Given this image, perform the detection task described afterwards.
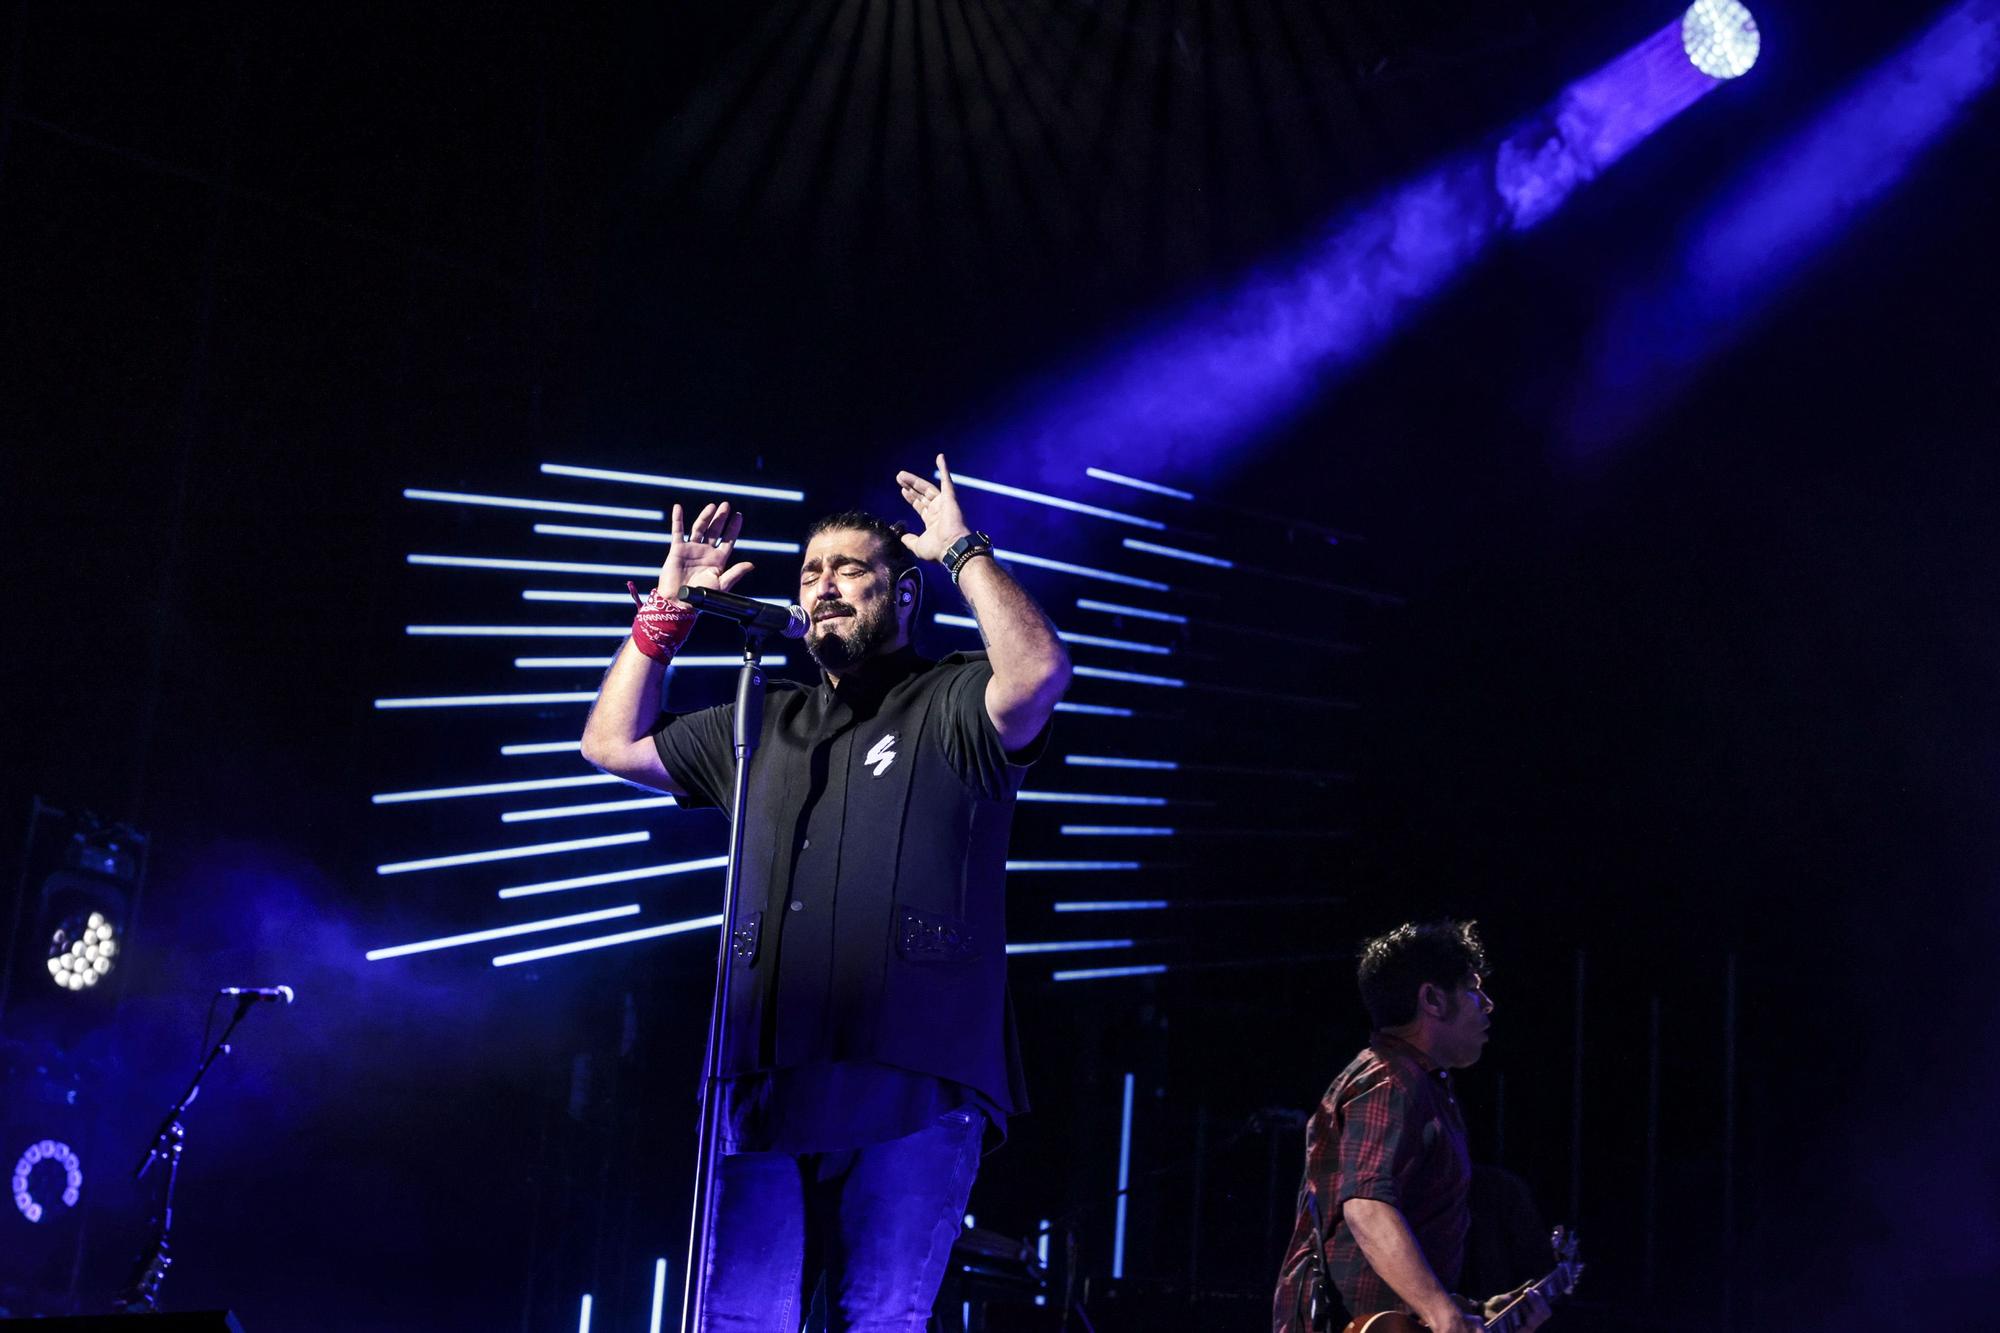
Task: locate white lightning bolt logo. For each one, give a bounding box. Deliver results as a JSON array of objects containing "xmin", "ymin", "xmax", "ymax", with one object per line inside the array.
[{"xmin": 865, "ymin": 733, "xmax": 898, "ymax": 777}]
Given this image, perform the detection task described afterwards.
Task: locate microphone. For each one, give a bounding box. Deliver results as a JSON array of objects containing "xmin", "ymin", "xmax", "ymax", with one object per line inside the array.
[
  {"xmin": 674, "ymin": 586, "xmax": 809, "ymax": 639},
  {"xmin": 220, "ymin": 985, "xmax": 295, "ymax": 1004}
]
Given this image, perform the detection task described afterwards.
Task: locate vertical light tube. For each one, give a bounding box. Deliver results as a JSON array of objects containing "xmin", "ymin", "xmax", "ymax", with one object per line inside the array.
[
  {"xmin": 1113, "ymin": 1071, "xmax": 1136, "ymax": 1279},
  {"xmin": 577, "ymin": 1293, "xmax": 592, "ymax": 1333},
  {"xmin": 650, "ymin": 1259, "xmax": 668, "ymax": 1333}
]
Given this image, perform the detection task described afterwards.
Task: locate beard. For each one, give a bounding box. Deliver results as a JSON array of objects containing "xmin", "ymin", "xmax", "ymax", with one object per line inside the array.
[{"xmin": 806, "ymin": 598, "xmax": 897, "ymax": 674}]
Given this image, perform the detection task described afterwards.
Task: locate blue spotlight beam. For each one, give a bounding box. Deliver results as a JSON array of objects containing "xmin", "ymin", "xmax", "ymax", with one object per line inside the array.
[
  {"xmin": 949, "ymin": 14, "xmax": 1733, "ymax": 482},
  {"xmin": 1567, "ymin": 0, "xmax": 2000, "ymax": 449}
]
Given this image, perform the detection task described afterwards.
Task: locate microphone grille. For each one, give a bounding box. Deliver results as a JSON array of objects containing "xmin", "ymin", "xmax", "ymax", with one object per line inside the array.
[{"xmin": 783, "ymin": 605, "xmax": 810, "ymax": 639}]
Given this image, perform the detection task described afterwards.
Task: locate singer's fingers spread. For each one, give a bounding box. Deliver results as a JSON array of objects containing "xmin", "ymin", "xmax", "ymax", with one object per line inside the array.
[
  {"xmin": 935, "ymin": 454, "xmax": 955, "ymax": 492},
  {"xmin": 717, "ymin": 561, "xmax": 756, "ymax": 592},
  {"xmin": 721, "ymin": 510, "xmax": 745, "ymax": 544},
  {"xmin": 895, "ymin": 470, "xmax": 932, "ymax": 500},
  {"xmin": 670, "ymin": 504, "xmax": 685, "ymax": 541}
]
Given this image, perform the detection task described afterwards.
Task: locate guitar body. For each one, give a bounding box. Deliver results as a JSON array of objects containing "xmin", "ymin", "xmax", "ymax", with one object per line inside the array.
[
  {"xmin": 1344, "ymin": 1314, "xmax": 1426, "ymax": 1333},
  {"xmin": 1336, "ymin": 1225, "xmax": 1584, "ymax": 1333}
]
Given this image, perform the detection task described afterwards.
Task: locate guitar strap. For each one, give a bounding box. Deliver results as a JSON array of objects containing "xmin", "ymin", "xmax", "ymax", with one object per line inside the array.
[{"xmin": 1303, "ymin": 1186, "xmax": 1339, "ymax": 1332}]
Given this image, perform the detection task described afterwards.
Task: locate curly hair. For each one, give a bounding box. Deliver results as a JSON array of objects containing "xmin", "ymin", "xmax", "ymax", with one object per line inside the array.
[{"xmin": 1355, "ymin": 920, "xmax": 1487, "ymax": 1029}]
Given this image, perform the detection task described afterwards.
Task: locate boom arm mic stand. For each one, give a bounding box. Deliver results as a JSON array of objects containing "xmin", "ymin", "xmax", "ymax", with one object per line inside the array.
[
  {"xmin": 680, "ymin": 624, "xmax": 773, "ymax": 1332},
  {"xmin": 116, "ymin": 992, "xmax": 267, "ymax": 1312}
]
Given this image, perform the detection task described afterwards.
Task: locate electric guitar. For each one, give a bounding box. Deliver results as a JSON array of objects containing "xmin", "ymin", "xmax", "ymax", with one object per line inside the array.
[{"xmin": 1342, "ymin": 1226, "xmax": 1584, "ymax": 1333}]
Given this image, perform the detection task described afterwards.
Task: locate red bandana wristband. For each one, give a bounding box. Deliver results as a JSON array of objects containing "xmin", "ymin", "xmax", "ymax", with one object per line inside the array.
[{"xmin": 627, "ymin": 581, "xmax": 697, "ymax": 663}]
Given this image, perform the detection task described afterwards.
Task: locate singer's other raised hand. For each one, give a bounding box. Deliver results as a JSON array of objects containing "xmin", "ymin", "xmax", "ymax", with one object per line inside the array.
[
  {"xmin": 662, "ymin": 501, "xmax": 755, "ymax": 607},
  {"xmin": 893, "ymin": 455, "xmax": 973, "ymax": 562}
]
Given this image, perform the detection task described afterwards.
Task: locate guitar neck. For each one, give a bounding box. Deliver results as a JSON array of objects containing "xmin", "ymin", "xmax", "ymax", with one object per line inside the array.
[{"xmin": 1486, "ymin": 1269, "xmax": 1562, "ymax": 1333}]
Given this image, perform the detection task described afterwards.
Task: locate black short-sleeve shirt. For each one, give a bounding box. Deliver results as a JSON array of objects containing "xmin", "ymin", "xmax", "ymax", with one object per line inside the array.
[{"xmin": 652, "ymin": 647, "xmax": 1042, "ymax": 1120}]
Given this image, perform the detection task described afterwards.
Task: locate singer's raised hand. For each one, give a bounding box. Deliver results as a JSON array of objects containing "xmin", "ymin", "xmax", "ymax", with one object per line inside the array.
[
  {"xmin": 661, "ymin": 501, "xmax": 755, "ymax": 607},
  {"xmin": 894, "ymin": 454, "xmax": 973, "ymax": 562}
]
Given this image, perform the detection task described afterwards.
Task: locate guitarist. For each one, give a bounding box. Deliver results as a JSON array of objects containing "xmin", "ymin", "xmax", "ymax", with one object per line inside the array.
[{"xmin": 1272, "ymin": 921, "xmax": 1551, "ymax": 1333}]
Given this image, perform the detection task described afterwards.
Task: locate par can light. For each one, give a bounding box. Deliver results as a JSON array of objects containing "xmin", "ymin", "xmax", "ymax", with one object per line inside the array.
[{"xmin": 1684, "ymin": 0, "xmax": 1761, "ymax": 78}]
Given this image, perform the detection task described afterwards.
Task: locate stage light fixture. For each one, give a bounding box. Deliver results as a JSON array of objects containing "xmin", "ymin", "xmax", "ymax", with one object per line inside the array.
[
  {"xmin": 1683, "ymin": 1, "xmax": 1760, "ymax": 79},
  {"xmin": 46, "ymin": 910, "xmax": 119, "ymax": 993}
]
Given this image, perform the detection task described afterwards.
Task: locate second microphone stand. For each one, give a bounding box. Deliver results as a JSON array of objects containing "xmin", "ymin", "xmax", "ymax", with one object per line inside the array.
[{"xmin": 680, "ymin": 625, "xmax": 772, "ymax": 1332}]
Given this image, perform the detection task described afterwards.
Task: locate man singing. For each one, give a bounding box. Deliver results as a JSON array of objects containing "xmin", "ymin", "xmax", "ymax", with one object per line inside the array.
[
  {"xmin": 1273, "ymin": 921, "xmax": 1552, "ymax": 1333},
  {"xmin": 580, "ymin": 454, "xmax": 1070, "ymax": 1331}
]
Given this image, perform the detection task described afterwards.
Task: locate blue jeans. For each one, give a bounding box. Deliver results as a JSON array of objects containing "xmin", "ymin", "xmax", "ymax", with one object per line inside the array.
[{"xmin": 701, "ymin": 1106, "xmax": 984, "ymax": 1332}]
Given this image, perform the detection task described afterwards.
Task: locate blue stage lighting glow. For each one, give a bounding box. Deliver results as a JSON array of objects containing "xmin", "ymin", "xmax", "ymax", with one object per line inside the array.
[
  {"xmin": 1567, "ymin": 0, "xmax": 2000, "ymax": 450},
  {"xmin": 1075, "ymin": 598, "xmax": 1189, "ymax": 625},
  {"xmin": 403, "ymin": 487, "xmax": 664, "ymax": 521},
  {"xmin": 1005, "ymin": 860, "xmax": 1143, "ymax": 872},
  {"xmin": 1061, "ymin": 825, "xmax": 1176, "ymax": 837},
  {"xmin": 497, "ymin": 855, "xmax": 729, "ymax": 899},
  {"xmin": 1072, "ymin": 665, "xmax": 1186, "ymax": 688},
  {"xmin": 409, "ymin": 624, "xmax": 627, "ymax": 637},
  {"xmin": 1053, "ymin": 900, "xmax": 1171, "ymax": 912},
  {"xmin": 373, "ymin": 774, "xmax": 620, "ymax": 805},
  {"xmin": 1066, "ymin": 755, "xmax": 1180, "ymax": 771},
  {"xmin": 1056, "ymin": 965, "xmax": 1171, "ymax": 984},
  {"xmin": 533, "ymin": 522, "xmax": 800, "ymax": 554},
  {"xmin": 1017, "ymin": 791, "xmax": 1169, "ymax": 806},
  {"xmin": 376, "ymin": 831, "xmax": 648, "ymax": 876},
  {"xmin": 941, "ymin": 472, "xmax": 1165, "ymax": 530},
  {"xmin": 410, "ymin": 553, "xmax": 658, "ymax": 577},
  {"xmin": 375, "ymin": 691, "xmax": 597, "ymax": 709},
  {"xmin": 523, "ymin": 589, "xmax": 638, "ymax": 604},
  {"xmin": 542, "ymin": 463, "xmax": 806, "ymax": 502},
  {"xmin": 1005, "ymin": 939, "xmax": 1136, "ymax": 954},
  {"xmin": 490, "ymin": 912, "xmax": 725, "ymax": 967},
  {"xmin": 948, "ymin": 17, "xmax": 1734, "ymax": 480},
  {"xmin": 1085, "ymin": 468, "xmax": 1194, "ymax": 501},
  {"xmin": 1121, "ymin": 538, "xmax": 1234, "ymax": 569},
  {"xmin": 993, "ymin": 549, "xmax": 1171, "ymax": 592},
  {"xmin": 364, "ymin": 905, "xmax": 643, "ymax": 961},
  {"xmin": 501, "ymin": 796, "xmax": 679, "ymax": 823},
  {"xmin": 932, "ymin": 614, "xmax": 1169, "ymax": 656},
  {"xmin": 501, "ymin": 740, "xmax": 584, "ymax": 755},
  {"xmin": 1053, "ymin": 702, "xmax": 1137, "ymax": 717},
  {"xmin": 1113, "ymin": 1071, "xmax": 1135, "ymax": 1279},
  {"xmin": 1682, "ymin": 0, "xmax": 1760, "ymax": 78},
  {"xmin": 650, "ymin": 1259, "xmax": 668, "ymax": 1333}
]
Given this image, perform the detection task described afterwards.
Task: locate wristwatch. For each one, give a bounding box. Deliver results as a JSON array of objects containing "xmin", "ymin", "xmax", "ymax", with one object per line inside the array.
[{"xmin": 942, "ymin": 530, "xmax": 995, "ymax": 584}]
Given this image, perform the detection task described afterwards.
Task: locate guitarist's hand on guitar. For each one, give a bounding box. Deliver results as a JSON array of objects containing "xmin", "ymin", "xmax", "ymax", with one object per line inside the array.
[{"xmin": 1483, "ymin": 1284, "xmax": 1552, "ymax": 1332}]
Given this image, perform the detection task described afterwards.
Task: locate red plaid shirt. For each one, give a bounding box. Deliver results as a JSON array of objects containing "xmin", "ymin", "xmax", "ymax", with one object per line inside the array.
[{"xmin": 1272, "ymin": 1033, "xmax": 1472, "ymax": 1331}]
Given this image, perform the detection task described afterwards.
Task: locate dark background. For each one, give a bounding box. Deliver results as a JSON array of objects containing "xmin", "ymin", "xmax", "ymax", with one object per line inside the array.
[{"xmin": 4, "ymin": 0, "xmax": 1997, "ymax": 1327}]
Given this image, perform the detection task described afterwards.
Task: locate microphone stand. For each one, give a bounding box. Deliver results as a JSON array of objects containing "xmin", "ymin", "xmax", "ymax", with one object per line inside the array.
[
  {"xmin": 115, "ymin": 993, "xmax": 260, "ymax": 1313},
  {"xmin": 681, "ymin": 627, "xmax": 771, "ymax": 1332}
]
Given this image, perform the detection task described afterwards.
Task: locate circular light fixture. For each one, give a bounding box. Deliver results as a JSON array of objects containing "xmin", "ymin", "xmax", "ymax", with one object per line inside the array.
[
  {"xmin": 47, "ymin": 911, "xmax": 118, "ymax": 992},
  {"xmin": 11, "ymin": 1140, "xmax": 84, "ymax": 1225},
  {"xmin": 1683, "ymin": 0, "xmax": 1760, "ymax": 79}
]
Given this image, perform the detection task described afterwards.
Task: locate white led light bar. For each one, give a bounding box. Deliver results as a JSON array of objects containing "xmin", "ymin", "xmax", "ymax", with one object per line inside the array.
[
  {"xmin": 375, "ymin": 691, "xmax": 597, "ymax": 709},
  {"xmin": 409, "ymin": 554, "xmax": 657, "ymax": 577},
  {"xmin": 1053, "ymin": 702, "xmax": 1136, "ymax": 717},
  {"xmin": 1072, "ymin": 665, "xmax": 1187, "ymax": 688},
  {"xmin": 533, "ymin": 522, "xmax": 799, "ymax": 553},
  {"xmin": 1055, "ymin": 964, "xmax": 1172, "ymax": 981},
  {"xmin": 1005, "ymin": 860, "xmax": 1142, "ymax": 871},
  {"xmin": 1004, "ymin": 939, "xmax": 1135, "ymax": 954},
  {"xmin": 1052, "ymin": 900, "xmax": 1171, "ymax": 911},
  {"xmin": 943, "ymin": 472, "xmax": 1165, "ymax": 530},
  {"xmin": 409, "ymin": 625, "xmax": 627, "ymax": 637},
  {"xmin": 1121, "ymin": 538, "xmax": 1235, "ymax": 569},
  {"xmin": 497, "ymin": 855, "xmax": 729, "ymax": 899},
  {"xmin": 364, "ymin": 905, "xmax": 642, "ymax": 961},
  {"xmin": 1075, "ymin": 598, "xmax": 1188, "ymax": 625},
  {"xmin": 1060, "ymin": 825, "xmax": 1176, "ymax": 836},
  {"xmin": 542, "ymin": 463, "xmax": 806, "ymax": 502},
  {"xmin": 501, "ymin": 796, "xmax": 679, "ymax": 823},
  {"xmin": 1065, "ymin": 756, "xmax": 1180, "ymax": 771},
  {"xmin": 372, "ymin": 774, "xmax": 620, "ymax": 805},
  {"xmin": 993, "ymin": 549, "xmax": 1171, "ymax": 592},
  {"xmin": 1017, "ymin": 791, "xmax": 1168, "ymax": 806},
  {"xmin": 501, "ymin": 740, "xmax": 585, "ymax": 755},
  {"xmin": 376, "ymin": 830, "xmax": 648, "ymax": 876},
  {"xmin": 1085, "ymin": 468, "xmax": 1195, "ymax": 501},
  {"xmin": 491, "ymin": 912, "xmax": 725, "ymax": 966},
  {"xmin": 402, "ymin": 487, "xmax": 663, "ymax": 521}
]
